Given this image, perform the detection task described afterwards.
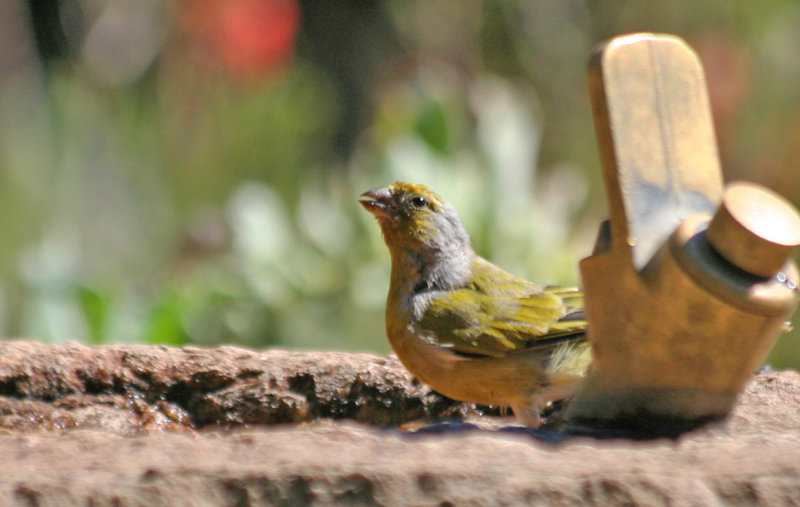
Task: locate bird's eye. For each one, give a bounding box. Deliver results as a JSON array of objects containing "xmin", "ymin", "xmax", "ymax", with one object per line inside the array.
[{"xmin": 410, "ymin": 196, "xmax": 428, "ymax": 208}]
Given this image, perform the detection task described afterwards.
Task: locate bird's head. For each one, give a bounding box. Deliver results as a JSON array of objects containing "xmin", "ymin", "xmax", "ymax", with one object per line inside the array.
[{"xmin": 359, "ymin": 182, "xmax": 472, "ymax": 260}]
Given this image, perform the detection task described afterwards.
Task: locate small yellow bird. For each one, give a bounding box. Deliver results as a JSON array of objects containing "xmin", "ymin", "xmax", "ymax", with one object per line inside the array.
[{"xmin": 360, "ymin": 182, "xmax": 591, "ymax": 426}]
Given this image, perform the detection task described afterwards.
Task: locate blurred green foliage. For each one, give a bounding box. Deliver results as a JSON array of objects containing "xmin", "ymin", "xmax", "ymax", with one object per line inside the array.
[{"xmin": 1, "ymin": 0, "xmax": 799, "ymax": 368}]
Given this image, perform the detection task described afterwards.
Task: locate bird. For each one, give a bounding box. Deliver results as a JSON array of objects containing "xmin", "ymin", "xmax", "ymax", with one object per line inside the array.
[{"xmin": 359, "ymin": 181, "xmax": 591, "ymax": 426}]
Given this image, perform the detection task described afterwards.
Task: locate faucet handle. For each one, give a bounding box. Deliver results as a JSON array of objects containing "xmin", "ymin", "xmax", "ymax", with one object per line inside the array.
[
  {"xmin": 589, "ymin": 33, "xmax": 723, "ymax": 271},
  {"xmin": 706, "ymin": 181, "xmax": 800, "ymax": 278}
]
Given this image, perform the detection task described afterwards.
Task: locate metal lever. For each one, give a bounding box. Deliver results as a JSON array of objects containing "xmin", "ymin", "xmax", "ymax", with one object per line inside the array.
[{"xmin": 567, "ymin": 33, "xmax": 800, "ymax": 431}]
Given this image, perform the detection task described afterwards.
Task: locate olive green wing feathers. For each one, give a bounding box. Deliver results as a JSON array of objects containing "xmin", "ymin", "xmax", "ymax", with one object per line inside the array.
[{"xmin": 418, "ymin": 259, "xmax": 587, "ymax": 358}]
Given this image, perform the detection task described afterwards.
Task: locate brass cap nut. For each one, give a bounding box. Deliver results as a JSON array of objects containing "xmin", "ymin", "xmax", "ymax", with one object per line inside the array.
[{"xmin": 706, "ymin": 181, "xmax": 800, "ymax": 278}]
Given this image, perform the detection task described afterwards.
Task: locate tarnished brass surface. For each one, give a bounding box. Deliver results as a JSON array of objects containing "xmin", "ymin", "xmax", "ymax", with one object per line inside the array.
[{"xmin": 569, "ymin": 33, "xmax": 800, "ymax": 427}]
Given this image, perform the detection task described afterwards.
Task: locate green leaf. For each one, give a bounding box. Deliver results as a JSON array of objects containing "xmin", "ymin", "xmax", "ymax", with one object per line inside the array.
[
  {"xmin": 144, "ymin": 293, "xmax": 190, "ymax": 346},
  {"xmin": 415, "ymin": 99, "xmax": 450, "ymax": 154},
  {"xmin": 75, "ymin": 285, "xmax": 111, "ymax": 345}
]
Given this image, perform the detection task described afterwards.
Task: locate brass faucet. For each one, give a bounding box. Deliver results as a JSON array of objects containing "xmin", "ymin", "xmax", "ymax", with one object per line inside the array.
[{"xmin": 566, "ymin": 33, "xmax": 800, "ymax": 431}]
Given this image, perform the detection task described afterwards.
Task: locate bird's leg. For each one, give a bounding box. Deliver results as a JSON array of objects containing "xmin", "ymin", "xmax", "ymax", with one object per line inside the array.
[
  {"xmin": 512, "ymin": 375, "xmax": 584, "ymax": 427},
  {"xmin": 510, "ymin": 403, "xmax": 542, "ymax": 428}
]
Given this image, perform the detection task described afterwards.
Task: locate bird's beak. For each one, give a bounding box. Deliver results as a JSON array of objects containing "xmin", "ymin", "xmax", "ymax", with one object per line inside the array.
[{"xmin": 359, "ymin": 186, "xmax": 395, "ymax": 220}]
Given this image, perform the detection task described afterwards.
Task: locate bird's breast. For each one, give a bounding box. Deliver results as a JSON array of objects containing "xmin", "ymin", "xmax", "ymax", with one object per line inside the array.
[{"xmin": 385, "ymin": 318, "xmax": 547, "ymax": 408}]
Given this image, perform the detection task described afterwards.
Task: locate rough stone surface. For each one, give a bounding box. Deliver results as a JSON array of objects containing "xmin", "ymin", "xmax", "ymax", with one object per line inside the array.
[
  {"xmin": 0, "ymin": 340, "xmax": 799, "ymax": 505},
  {"xmin": 0, "ymin": 341, "xmax": 479, "ymax": 433}
]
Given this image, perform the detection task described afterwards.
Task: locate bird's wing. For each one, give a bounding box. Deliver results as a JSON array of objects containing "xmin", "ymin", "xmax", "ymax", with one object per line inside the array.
[{"xmin": 418, "ymin": 284, "xmax": 587, "ymax": 358}]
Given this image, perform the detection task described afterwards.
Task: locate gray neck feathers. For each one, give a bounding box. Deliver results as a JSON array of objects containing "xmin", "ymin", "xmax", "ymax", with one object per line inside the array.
[{"xmin": 390, "ymin": 204, "xmax": 474, "ymax": 292}]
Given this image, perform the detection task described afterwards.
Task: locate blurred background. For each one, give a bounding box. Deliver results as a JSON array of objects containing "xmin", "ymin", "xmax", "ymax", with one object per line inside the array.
[{"xmin": 1, "ymin": 0, "xmax": 799, "ymax": 368}]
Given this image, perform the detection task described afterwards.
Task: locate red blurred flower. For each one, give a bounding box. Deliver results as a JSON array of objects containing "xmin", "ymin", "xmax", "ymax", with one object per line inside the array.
[{"xmin": 182, "ymin": 0, "xmax": 300, "ymax": 80}]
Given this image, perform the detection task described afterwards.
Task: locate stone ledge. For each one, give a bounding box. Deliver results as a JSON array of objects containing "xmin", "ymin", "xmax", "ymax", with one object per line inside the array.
[
  {"xmin": 0, "ymin": 341, "xmax": 799, "ymax": 505},
  {"xmin": 3, "ymin": 417, "xmax": 800, "ymax": 505},
  {"xmin": 0, "ymin": 341, "xmax": 477, "ymax": 432}
]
